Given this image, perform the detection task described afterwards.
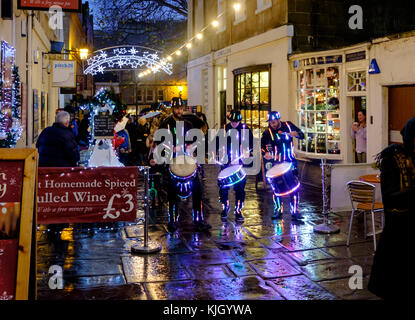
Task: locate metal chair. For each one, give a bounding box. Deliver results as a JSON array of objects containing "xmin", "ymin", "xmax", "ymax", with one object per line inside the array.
[{"xmin": 346, "ymin": 180, "xmax": 384, "ymax": 250}]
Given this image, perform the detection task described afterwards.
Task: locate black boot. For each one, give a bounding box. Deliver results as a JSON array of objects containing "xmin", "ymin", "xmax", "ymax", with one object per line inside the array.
[
  {"xmin": 167, "ymin": 203, "xmax": 179, "ymax": 232},
  {"xmin": 193, "ymin": 209, "xmax": 211, "ymax": 231},
  {"xmin": 234, "ymin": 201, "xmax": 245, "ymax": 223},
  {"xmin": 220, "ymin": 201, "xmax": 230, "ymax": 221}
]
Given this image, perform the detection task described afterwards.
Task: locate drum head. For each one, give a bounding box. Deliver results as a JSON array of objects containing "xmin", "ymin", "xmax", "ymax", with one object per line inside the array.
[
  {"xmin": 218, "ymin": 165, "xmax": 242, "ymax": 179},
  {"xmin": 266, "ymin": 162, "xmax": 292, "ymax": 178},
  {"xmin": 170, "ymin": 155, "xmax": 197, "ymax": 177}
]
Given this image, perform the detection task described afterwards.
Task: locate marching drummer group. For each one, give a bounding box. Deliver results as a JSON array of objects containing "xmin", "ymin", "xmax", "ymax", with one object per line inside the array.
[{"xmin": 150, "ymin": 98, "xmax": 305, "ymax": 232}]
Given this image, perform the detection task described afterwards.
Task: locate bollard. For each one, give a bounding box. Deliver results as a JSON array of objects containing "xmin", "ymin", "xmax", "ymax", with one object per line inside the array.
[
  {"xmin": 131, "ymin": 166, "xmax": 161, "ymax": 254},
  {"xmin": 313, "ymin": 158, "xmax": 340, "ymax": 234}
]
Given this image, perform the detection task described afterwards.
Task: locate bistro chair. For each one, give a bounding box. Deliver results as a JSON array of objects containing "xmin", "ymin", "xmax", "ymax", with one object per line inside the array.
[{"xmin": 346, "ymin": 180, "xmax": 384, "ymax": 251}]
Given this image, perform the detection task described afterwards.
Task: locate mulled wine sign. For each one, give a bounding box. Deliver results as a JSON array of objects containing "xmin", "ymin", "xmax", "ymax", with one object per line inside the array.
[
  {"xmin": 0, "ymin": 149, "xmax": 38, "ymax": 300},
  {"xmin": 37, "ymin": 167, "xmax": 138, "ymax": 224},
  {"xmin": 18, "ymin": 0, "xmax": 82, "ymax": 12}
]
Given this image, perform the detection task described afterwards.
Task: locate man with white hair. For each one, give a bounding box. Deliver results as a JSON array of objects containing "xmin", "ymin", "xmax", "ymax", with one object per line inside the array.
[{"xmin": 36, "ymin": 111, "xmax": 80, "ymax": 167}]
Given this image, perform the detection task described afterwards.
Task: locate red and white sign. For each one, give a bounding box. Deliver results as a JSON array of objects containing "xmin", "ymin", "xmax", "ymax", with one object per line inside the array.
[
  {"xmin": 18, "ymin": 0, "xmax": 81, "ymax": 12},
  {"xmin": 0, "ymin": 239, "xmax": 18, "ymax": 300},
  {"xmin": 37, "ymin": 167, "xmax": 138, "ymax": 224}
]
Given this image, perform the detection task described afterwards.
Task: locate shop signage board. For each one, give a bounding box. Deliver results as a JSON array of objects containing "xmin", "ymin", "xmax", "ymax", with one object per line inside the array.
[
  {"xmin": 0, "ymin": 149, "xmax": 38, "ymax": 300},
  {"xmin": 346, "ymin": 51, "xmax": 366, "ymax": 62},
  {"xmin": 52, "ymin": 60, "xmax": 76, "ymax": 88},
  {"xmin": 94, "ymin": 114, "xmax": 115, "ymax": 138},
  {"xmin": 37, "ymin": 167, "xmax": 138, "ymax": 224},
  {"xmin": 18, "ymin": 0, "xmax": 82, "ymax": 12}
]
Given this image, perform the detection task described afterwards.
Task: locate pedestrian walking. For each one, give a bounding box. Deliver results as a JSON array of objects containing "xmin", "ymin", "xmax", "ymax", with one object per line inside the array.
[{"xmin": 368, "ymin": 117, "xmax": 415, "ymax": 299}]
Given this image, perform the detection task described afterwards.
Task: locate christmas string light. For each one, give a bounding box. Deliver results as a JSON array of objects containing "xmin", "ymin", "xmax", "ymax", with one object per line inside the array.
[
  {"xmin": 0, "ymin": 41, "xmax": 23, "ymax": 148},
  {"xmin": 140, "ymin": 3, "xmax": 241, "ymax": 78}
]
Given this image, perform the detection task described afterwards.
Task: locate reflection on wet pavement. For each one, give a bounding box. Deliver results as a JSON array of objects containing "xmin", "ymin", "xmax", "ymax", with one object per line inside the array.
[{"xmin": 37, "ymin": 165, "xmax": 381, "ymax": 300}]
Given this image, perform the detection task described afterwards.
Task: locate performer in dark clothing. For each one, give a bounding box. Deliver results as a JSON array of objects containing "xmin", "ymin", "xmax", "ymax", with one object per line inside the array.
[
  {"xmin": 155, "ymin": 97, "xmax": 210, "ymax": 232},
  {"xmin": 368, "ymin": 118, "xmax": 415, "ymax": 299},
  {"xmin": 261, "ymin": 111, "xmax": 304, "ymax": 220},
  {"xmin": 218, "ymin": 110, "xmax": 254, "ymax": 223}
]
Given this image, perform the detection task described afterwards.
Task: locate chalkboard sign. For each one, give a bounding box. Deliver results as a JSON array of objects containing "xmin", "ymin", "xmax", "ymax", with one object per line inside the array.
[{"xmin": 94, "ymin": 114, "xmax": 114, "ymax": 138}]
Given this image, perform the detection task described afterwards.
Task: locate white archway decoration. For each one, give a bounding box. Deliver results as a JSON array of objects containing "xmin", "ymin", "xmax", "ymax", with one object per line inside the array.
[{"xmin": 84, "ymin": 45, "xmax": 173, "ymax": 76}]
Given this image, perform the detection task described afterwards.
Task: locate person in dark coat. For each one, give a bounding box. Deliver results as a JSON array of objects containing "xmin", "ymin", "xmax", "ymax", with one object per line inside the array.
[
  {"xmin": 368, "ymin": 117, "xmax": 415, "ymax": 299},
  {"xmin": 217, "ymin": 110, "xmax": 254, "ymax": 223},
  {"xmin": 261, "ymin": 111, "xmax": 305, "ymax": 220},
  {"xmin": 36, "ymin": 111, "xmax": 80, "ymax": 167},
  {"xmin": 153, "ymin": 97, "xmax": 210, "ymax": 232}
]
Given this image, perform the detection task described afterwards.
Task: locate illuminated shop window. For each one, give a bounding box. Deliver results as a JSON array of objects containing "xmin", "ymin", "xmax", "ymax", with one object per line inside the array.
[
  {"xmin": 297, "ymin": 66, "xmax": 341, "ymax": 155},
  {"xmin": 234, "ymin": 65, "xmax": 271, "ymax": 138}
]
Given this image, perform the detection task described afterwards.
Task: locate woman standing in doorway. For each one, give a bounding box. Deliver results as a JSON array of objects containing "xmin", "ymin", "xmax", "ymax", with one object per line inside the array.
[{"xmin": 351, "ymin": 110, "xmax": 367, "ymax": 163}]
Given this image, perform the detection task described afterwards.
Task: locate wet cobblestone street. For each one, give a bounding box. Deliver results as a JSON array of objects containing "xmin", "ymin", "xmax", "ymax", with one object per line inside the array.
[{"xmin": 36, "ymin": 165, "xmax": 382, "ymax": 300}]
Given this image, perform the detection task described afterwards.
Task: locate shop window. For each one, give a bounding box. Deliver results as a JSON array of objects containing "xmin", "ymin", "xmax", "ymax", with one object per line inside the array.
[
  {"xmin": 234, "ymin": 65, "xmax": 271, "ymax": 138},
  {"xmin": 297, "ymin": 66, "xmax": 341, "ymax": 155},
  {"xmin": 348, "ymin": 71, "xmax": 366, "ymax": 92}
]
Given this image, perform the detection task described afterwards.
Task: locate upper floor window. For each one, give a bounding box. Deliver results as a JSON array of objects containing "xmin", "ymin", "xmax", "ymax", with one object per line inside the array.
[
  {"xmin": 234, "ymin": 0, "xmax": 247, "ymax": 24},
  {"xmin": 256, "ymin": 0, "xmax": 272, "ymax": 14},
  {"xmin": 217, "ymin": 0, "xmax": 226, "ymax": 33},
  {"xmin": 146, "ymin": 89, "xmax": 154, "ymax": 102}
]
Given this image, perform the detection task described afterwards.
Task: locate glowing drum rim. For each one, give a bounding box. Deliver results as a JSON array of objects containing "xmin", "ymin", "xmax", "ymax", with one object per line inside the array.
[
  {"xmin": 217, "ymin": 165, "xmax": 246, "ymax": 188},
  {"xmin": 266, "ymin": 162, "xmax": 300, "ymax": 196},
  {"xmin": 169, "ymin": 155, "xmax": 198, "ymax": 199}
]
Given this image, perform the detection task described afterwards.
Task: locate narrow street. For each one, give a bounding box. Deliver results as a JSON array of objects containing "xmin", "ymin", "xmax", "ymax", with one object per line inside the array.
[{"xmin": 36, "ymin": 165, "xmax": 380, "ymax": 300}]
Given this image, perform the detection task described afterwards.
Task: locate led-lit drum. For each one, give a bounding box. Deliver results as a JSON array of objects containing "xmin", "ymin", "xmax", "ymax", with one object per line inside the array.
[
  {"xmin": 169, "ymin": 155, "xmax": 197, "ymax": 198},
  {"xmin": 218, "ymin": 165, "xmax": 246, "ymax": 188},
  {"xmin": 266, "ymin": 162, "xmax": 300, "ymax": 196}
]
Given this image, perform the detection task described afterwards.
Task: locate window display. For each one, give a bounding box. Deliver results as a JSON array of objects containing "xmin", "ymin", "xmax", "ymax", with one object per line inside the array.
[
  {"xmin": 234, "ymin": 67, "xmax": 270, "ymax": 138},
  {"xmin": 297, "ymin": 66, "xmax": 341, "ymax": 155}
]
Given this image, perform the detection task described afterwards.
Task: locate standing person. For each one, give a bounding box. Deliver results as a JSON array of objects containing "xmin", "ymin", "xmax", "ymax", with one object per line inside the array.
[
  {"xmin": 77, "ymin": 112, "xmax": 91, "ymax": 147},
  {"xmin": 36, "ymin": 111, "xmax": 80, "ymax": 239},
  {"xmin": 114, "ymin": 117, "xmax": 131, "ymax": 166},
  {"xmin": 136, "ymin": 116, "xmax": 150, "ymax": 165},
  {"xmin": 368, "ymin": 118, "xmax": 415, "ymax": 299},
  {"xmin": 64, "ymin": 105, "xmax": 79, "ymax": 139},
  {"xmin": 154, "ymin": 97, "xmax": 211, "ymax": 232},
  {"xmin": 261, "ymin": 111, "xmax": 305, "ymax": 220},
  {"xmin": 36, "ymin": 111, "xmax": 80, "ymax": 167},
  {"xmin": 196, "ymin": 112, "xmax": 209, "ymax": 180},
  {"xmin": 218, "ymin": 110, "xmax": 253, "ymax": 223},
  {"xmin": 351, "ymin": 110, "xmax": 367, "ymax": 163},
  {"xmin": 125, "ymin": 115, "xmax": 138, "ymax": 165}
]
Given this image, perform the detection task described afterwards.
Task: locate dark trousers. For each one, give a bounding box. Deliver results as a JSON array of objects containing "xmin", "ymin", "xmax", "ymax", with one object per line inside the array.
[
  {"xmin": 167, "ymin": 174, "xmax": 203, "ymax": 222},
  {"xmin": 219, "ymin": 179, "xmax": 246, "ymax": 207}
]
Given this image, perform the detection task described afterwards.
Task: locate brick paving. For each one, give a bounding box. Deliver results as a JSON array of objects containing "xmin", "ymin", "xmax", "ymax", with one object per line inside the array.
[{"xmin": 36, "ymin": 165, "xmax": 381, "ymax": 300}]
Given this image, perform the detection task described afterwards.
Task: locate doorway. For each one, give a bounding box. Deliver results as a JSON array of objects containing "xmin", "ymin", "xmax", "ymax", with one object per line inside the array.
[
  {"xmin": 351, "ymin": 96, "xmax": 367, "ymax": 163},
  {"xmin": 388, "ymin": 85, "xmax": 415, "ymax": 144}
]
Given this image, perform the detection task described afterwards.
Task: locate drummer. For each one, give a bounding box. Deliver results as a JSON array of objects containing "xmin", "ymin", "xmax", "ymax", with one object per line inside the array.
[
  {"xmin": 261, "ymin": 111, "xmax": 304, "ymax": 220},
  {"xmin": 154, "ymin": 97, "xmax": 211, "ymax": 232},
  {"xmin": 218, "ymin": 110, "xmax": 253, "ymax": 223}
]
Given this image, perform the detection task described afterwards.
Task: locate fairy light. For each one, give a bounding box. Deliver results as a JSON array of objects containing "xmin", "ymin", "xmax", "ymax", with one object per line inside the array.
[
  {"xmin": 196, "ymin": 33, "xmax": 203, "ymax": 40},
  {"xmin": 212, "ymin": 20, "xmax": 219, "ymax": 27},
  {"xmin": 186, "ymin": 43, "xmax": 192, "ymax": 49},
  {"xmin": 175, "ymin": 50, "xmax": 182, "ymax": 56}
]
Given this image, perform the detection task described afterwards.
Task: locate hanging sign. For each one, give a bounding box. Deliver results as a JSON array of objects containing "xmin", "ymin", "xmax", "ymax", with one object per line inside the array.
[
  {"xmin": 18, "ymin": 0, "xmax": 82, "ymax": 12},
  {"xmin": 37, "ymin": 167, "xmax": 138, "ymax": 224},
  {"xmin": 52, "ymin": 60, "xmax": 76, "ymax": 88}
]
